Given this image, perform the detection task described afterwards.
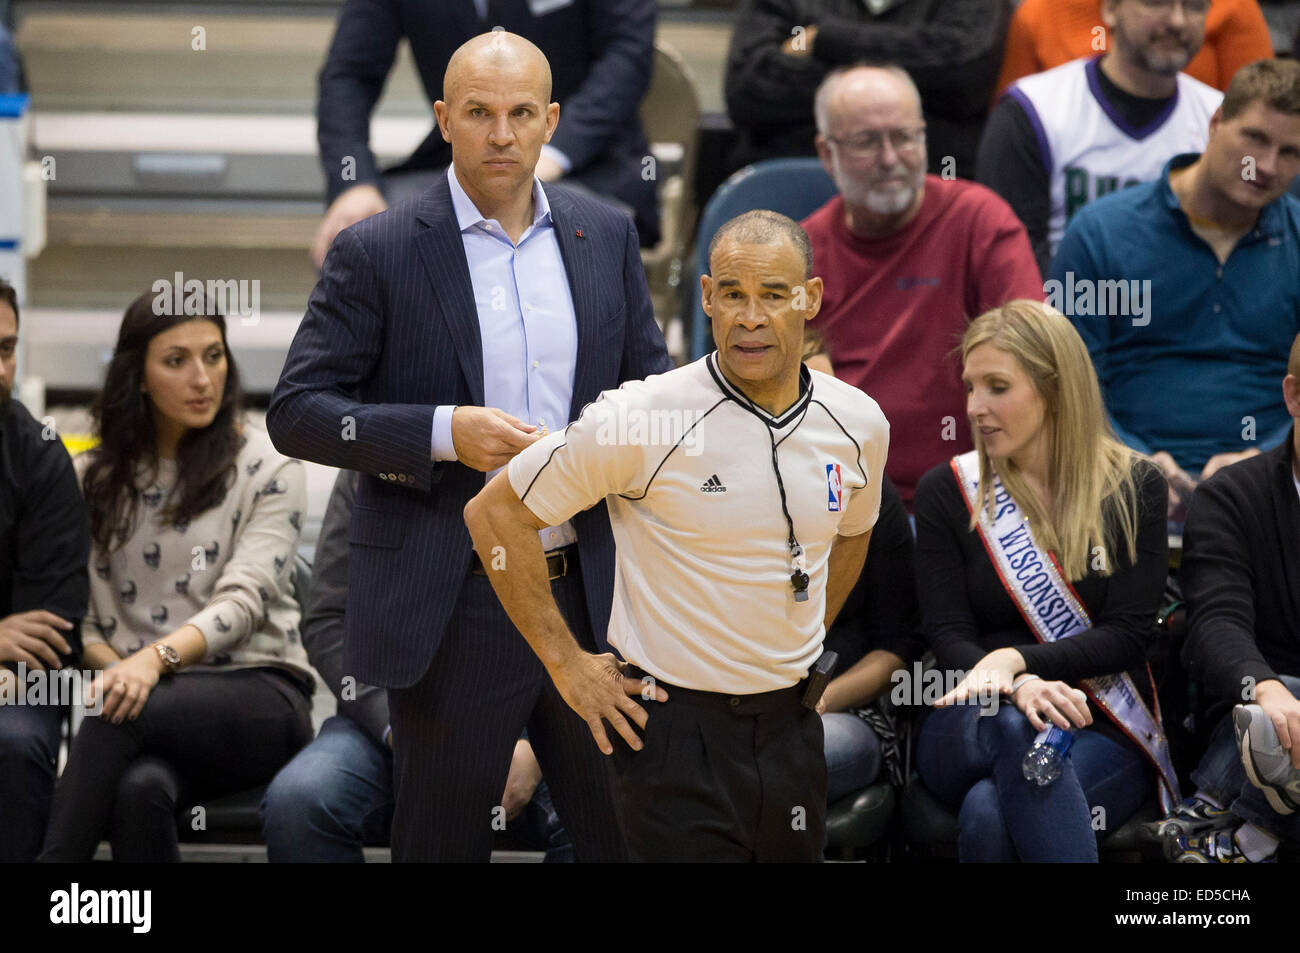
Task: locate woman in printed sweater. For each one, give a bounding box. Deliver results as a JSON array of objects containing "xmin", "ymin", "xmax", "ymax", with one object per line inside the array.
[
  {"xmin": 39, "ymin": 291, "xmax": 314, "ymax": 862},
  {"xmin": 912, "ymin": 300, "xmax": 1172, "ymax": 862}
]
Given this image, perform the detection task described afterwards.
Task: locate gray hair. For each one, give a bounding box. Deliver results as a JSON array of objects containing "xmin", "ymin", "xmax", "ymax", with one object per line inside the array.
[
  {"xmin": 814, "ymin": 62, "xmax": 923, "ymax": 134},
  {"xmin": 707, "ymin": 210, "xmax": 813, "ymax": 280}
]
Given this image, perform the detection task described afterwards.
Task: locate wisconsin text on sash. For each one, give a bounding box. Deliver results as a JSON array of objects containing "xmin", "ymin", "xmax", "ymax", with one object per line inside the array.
[{"xmin": 995, "ymin": 521, "xmax": 1079, "ymax": 641}]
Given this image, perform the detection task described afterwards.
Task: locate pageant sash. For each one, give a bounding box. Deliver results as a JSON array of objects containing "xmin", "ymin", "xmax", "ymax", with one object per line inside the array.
[{"xmin": 951, "ymin": 451, "xmax": 1181, "ymax": 813}]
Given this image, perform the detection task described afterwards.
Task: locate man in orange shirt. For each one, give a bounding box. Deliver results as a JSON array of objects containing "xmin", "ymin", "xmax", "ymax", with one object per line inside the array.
[{"xmin": 995, "ymin": 0, "xmax": 1272, "ymax": 97}]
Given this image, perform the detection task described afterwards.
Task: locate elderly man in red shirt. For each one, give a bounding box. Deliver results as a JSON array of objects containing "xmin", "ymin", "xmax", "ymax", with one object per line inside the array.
[{"xmin": 803, "ymin": 63, "xmax": 1043, "ymax": 511}]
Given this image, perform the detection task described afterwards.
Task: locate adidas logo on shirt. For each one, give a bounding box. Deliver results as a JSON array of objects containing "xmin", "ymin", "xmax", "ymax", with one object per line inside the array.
[{"xmin": 700, "ymin": 474, "xmax": 727, "ymax": 493}]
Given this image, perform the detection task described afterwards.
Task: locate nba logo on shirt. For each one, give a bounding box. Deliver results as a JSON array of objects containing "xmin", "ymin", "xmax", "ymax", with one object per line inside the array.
[{"xmin": 826, "ymin": 463, "xmax": 843, "ymax": 512}]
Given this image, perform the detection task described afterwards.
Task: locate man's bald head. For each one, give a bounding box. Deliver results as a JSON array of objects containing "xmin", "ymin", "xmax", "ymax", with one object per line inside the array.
[
  {"xmin": 444, "ymin": 31, "xmax": 552, "ymax": 104},
  {"xmin": 434, "ymin": 30, "xmax": 560, "ymax": 213},
  {"xmin": 814, "ymin": 63, "xmax": 923, "ymax": 136}
]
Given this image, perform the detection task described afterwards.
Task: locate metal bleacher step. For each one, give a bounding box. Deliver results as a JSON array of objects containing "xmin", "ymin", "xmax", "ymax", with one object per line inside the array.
[
  {"xmin": 16, "ymin": 4, "xmax": 431, "ymax": 320},
  {"xmin": 15, "ymin": 3, "xmax": 731, "ymax": 375}
]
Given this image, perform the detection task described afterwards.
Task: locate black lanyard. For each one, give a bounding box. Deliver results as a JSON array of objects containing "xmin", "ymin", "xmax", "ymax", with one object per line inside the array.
[{"xmin": 765, "ymin": 423, "xmax": 810, "ymax": 601}]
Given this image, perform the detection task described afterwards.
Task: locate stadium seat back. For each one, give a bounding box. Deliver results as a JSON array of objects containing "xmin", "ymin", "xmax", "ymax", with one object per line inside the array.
[{"xmin": 639, "ymin": 39, "xmax": 701, "ymax": 338}]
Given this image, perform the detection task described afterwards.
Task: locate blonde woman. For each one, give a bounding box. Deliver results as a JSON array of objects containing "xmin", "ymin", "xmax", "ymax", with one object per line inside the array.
[{"xmin": 912, "ymin": 299, "xmax": 1173, "ymax": 862}]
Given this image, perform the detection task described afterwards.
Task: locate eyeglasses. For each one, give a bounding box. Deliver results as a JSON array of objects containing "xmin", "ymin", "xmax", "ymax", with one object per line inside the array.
[
  {"xmin": 825, "ymin": 126, "xmax": 927, "ymax": 158},
  {"xmin": 1133, "ymin": 0, "xmax": 1211, "ymax": 15}
]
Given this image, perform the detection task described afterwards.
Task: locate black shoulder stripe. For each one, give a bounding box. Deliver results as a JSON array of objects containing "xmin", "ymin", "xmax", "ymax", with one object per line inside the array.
[
  {"xmin": 518, "ymin": 439, "xmax": 570, "ymax": 504},
  {"xmin": 619, "ymin": 398, "xmax": 729, "ymax": 501},
  {"xmin": 810, "ymin": 399, "xmax": 867, "ymax": 489}
]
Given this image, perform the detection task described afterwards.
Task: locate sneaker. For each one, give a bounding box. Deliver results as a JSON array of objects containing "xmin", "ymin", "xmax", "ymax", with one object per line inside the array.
[
  {"xmin": 1234, "ymin": 704, "xmax": 1300, "ymax": 816},
  {"xmin": 1139, "ymin": 796, "xmax": 1234, "ymax": 842},
  {"xmin": 1165, "ymin": 827, "xmax": 1274, "ymax": 863}
]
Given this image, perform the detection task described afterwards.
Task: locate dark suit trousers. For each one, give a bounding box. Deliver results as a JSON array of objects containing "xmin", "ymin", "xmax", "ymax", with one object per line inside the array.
[
  {"xmin": 387, "ymin": 563, "xmax": 627, "ymax": 862},
  {"xmin": 613, "ymin": 668, "xmax": 827, "ymax": 862}
]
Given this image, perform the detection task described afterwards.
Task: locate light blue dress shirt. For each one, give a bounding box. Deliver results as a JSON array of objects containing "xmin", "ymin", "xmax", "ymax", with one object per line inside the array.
[{"xmin": 433, "ymin": 165, "xmax": 579, "ymax": 550}]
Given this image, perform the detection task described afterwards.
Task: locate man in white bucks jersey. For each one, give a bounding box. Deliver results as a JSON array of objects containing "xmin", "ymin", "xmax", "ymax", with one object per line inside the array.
[
  {"xmin": 977, "ymin": 0, "xmax": 1222, "ymax": 272},
  {"xmin": 465, "ymin": 210, "xmax": 889, "ymax": 861}
]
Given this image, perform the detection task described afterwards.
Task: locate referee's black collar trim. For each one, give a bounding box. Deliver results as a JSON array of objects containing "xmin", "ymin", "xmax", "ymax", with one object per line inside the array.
[{"xmin": 705, "ymin": 352, "xmax": 812, "ymax": 428}]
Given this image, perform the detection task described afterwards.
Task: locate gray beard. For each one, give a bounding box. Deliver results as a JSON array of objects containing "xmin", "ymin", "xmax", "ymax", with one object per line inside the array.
[{"xmin": 862, "ymin": 184, "xmax": 918, "ymax": 215}]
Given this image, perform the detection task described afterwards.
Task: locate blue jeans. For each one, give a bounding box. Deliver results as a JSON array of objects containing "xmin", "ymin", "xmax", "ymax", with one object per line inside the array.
[
  {"xmin": 262, "ymin": 715, "xmax": 572, "ymax": 861},
  {"xmin": 0, "ymin": 25, "xmax": 17, "ymax": 95},
  {"xmin": 1191, "ymin": 674, "xmax": 1300, "ymax": 842},
  {"xmin": 823, "ymin": 712, "xmax": 882, "ymax": 803},
  {"xmin": 0, "ymin": 701, "xmax": 64, "ymax": 862},
  {"xmin": 262, "ymin": 715, "xmax": 395, "ymax": 862},
  {"xmin": 916, "ymin": 703, "xmax": 1152, "ymax": 861}
]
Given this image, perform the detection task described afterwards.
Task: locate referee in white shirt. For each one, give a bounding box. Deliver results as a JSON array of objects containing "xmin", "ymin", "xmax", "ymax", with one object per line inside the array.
[{"xmin": 465, "ymin": 210, "xmax": 889, "ymax": 861}]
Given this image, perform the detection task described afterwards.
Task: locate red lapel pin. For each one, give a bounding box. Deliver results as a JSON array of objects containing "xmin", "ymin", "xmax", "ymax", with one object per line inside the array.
[{"xmin": 575, "ymin": 228, "xmax": 585, "ymax": 239}]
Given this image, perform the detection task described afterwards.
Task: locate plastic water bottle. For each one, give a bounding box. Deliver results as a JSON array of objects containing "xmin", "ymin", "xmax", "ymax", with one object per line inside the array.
[{"xmin": 1022, "ymin": 725, "xmax": 1075, "ymax": 786}]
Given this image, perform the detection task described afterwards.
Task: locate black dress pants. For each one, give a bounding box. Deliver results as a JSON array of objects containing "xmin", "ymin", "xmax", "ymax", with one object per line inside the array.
[
  {"xmin": 612, "ymin": 668, "xmax": 827, "ymax": 862},
  {"xmin": 38, "ymin": 668, "xmax": 313, "ymax": 862},
  {"xmin": 386, "ymin": 565, "xmax": 627, "ymax": 862}
]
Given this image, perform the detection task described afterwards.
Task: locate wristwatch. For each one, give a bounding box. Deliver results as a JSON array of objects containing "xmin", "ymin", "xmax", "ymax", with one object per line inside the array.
[{"xmin": 153, "ymin": 642, "xmax": 181, "ymax": 673}]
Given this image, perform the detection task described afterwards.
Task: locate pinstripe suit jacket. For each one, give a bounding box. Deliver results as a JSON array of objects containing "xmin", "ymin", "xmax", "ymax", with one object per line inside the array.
[{"xmin": 266, "ymin": 174, "xmax": 672, "ymax": 688}]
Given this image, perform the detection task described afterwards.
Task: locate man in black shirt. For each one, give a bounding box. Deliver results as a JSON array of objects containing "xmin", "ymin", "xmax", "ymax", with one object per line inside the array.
[
  {"xmin": 1160, "ymin": 333, "xmax": 1300, "ymax": 863},
  {"xmin": 976, "ymin": 0, "xmax": 1220, "ymax": 274},
  {"xmin": 724, "ymin": 0, "xmax": 1011, "ymax": 179},
  {"xmin": 0, "ymin": 278, "xmax": 90, "ymax": 862}
]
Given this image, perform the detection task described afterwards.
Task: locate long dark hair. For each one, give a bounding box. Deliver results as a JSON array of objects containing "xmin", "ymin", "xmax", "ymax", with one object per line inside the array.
[{"xmin": 83, "ymin": 290, "xmax": 244, "ymax": 552}]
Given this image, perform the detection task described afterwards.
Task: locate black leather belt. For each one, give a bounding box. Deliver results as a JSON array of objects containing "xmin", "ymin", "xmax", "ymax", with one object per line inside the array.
[
  {"xmin": 624, "ymin": 664, "xmax": 808, "ymax": 715},
  {"xmin": 469, "ymin": 545, "xmax": 574, "ymax": 580}
]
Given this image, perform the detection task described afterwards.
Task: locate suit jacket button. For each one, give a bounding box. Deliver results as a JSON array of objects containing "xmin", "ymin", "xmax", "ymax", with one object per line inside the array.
[
  {"xmin": 388, "ymin": 473, "xmax": 397, "ymax": 480},
  {"xmin": 379, "ymin": 473, "xmax": 387, "ymax": 480},
  {"xmin": 398, "ymin": 474, "xmax": 407, "ymax": 483}
]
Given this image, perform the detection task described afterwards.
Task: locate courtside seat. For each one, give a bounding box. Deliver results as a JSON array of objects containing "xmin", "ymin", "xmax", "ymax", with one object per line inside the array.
[
  {"xmin": 825, "ymin": 781, "xmax": 896, "ymax": 860},
  {"xmin": 176, "ymin": 786, "xmax": 269, "ymax": 846},
  {"xmin": 1102, "ymin": 799, "xmax": 1161, "ymax": 859},
  {"xmin": 900, "ymin": 773, "xmax": 958, "ymax": 861}
]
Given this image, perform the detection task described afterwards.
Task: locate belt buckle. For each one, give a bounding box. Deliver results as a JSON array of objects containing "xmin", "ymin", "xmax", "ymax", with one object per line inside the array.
[{"xmin": 547, "ymin": 549, "xmax": 567, "ymax": 581}]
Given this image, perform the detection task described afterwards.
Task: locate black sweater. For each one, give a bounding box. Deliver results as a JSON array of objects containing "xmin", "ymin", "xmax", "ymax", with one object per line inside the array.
[
  {"xmin": 824, "ymin": 474, "xmax": 924, "ymax": 672},
  {"xmin": 913, "ymin": 457, "xmax": 1168, "ymax": 736},
  {"xmin": 0, "ymin": 399, "xmax": 90, "ymax": 666},
  {"xmin": 1182, "ymin": 431, "xmax": 1300, "ymax": 703},
  {"xmin": 724, "ymin": 0, "xmax": 1011, "ymax": 178}
]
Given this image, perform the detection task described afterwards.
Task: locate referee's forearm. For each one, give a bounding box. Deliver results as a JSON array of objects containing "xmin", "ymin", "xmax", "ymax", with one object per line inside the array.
[
  {"xmin": 464, "ymin": 482, "xmax": 585, "ymax": 672},
  {"xmin": 824, "ymin": 530, "xmax": 872, "ymax": 631}
]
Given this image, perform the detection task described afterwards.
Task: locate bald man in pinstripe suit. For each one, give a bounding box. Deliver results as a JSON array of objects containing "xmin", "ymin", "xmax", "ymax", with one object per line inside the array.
[{"xmin": 268, "ymin": 33, "xmax": 671, "ymax": 861}]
